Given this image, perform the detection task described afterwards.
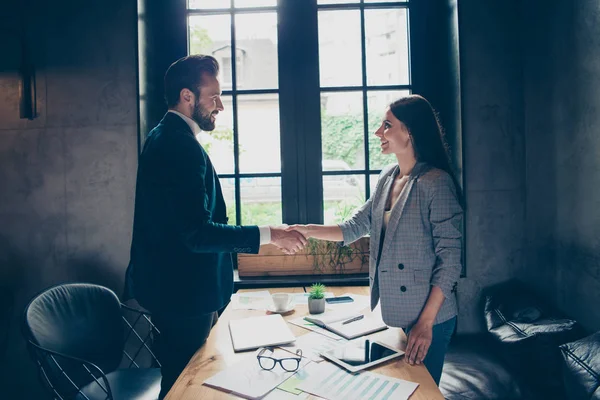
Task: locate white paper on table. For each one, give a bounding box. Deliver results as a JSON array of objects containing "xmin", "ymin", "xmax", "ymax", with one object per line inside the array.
[
  {"xmin": 263, "ymin": 388, "xmax": 310, "ymax": 400},
  {"xmin": 288, "ymin": 316, "xmax": 343, "ymax": 340},
  {"xmin": 203, "ymin": 348, "xmax": 310, "ymax": 399},
  {"xmin": 272, "ymin": 360, "xmax": 323, "ymax": 398},
  {"xmin": 231, "ymin": 291, "xmax": 337, "ymax": 310},
  {"xmin": 325, "ymin": 293, "xmax": 371, "ymax": 314},
  {"xmin": 230, "ymin": 291, "xmax": 272, "ymax": 310},
  {"xmin": 291, "ymin": 292, "xmax": 334, "ymax": 305},
  {"xmin": 279, "ymin": 332, "xmax": 349, "ymax": 362},
  {"xmin": 297, "ymin": 361, "xmax": 419, "ymax": 400}
]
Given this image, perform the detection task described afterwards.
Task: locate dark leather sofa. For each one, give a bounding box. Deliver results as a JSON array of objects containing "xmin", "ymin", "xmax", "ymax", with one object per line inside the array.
[{"xmin": 440, "ymin": 281, "xmax": 600, "ymax": 400}]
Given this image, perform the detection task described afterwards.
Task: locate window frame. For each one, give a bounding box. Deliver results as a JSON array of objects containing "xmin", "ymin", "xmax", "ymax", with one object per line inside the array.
[
  {"xmin": 185, "ymin": 0, "xmax": 413, "ymax": 226},
  {"xmin": 174, "ymin": 0, "xmax": 465, "ymax": 276},
  {"xmin": 187, "ymin": 5, "xmax": 282, "ymax": 226}
]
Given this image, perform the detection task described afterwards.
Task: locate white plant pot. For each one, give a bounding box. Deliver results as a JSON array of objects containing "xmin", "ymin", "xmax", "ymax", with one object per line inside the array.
[{"xmin": 308, "ymin": 298, "xmax": 325, "ymax": 314}]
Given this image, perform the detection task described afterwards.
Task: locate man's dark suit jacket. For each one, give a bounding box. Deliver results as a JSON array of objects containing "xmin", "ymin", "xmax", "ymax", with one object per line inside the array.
[{"xmin": 125, "ymin": 112, "xmax": 260, "ymax": 317}]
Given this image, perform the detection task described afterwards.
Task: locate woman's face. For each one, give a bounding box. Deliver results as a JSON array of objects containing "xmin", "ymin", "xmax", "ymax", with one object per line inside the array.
[{"xmin": 374, "ymin": 107, "xmax": 412, "ymax": 155}]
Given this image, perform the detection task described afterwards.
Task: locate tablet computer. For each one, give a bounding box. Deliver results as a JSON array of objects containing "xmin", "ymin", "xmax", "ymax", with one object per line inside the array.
[{"xmin": 320, "ymin": 339, "xmax": 404, "ymax": 373}]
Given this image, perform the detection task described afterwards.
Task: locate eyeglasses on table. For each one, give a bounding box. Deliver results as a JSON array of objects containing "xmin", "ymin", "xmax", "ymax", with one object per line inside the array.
[{"xmin": 256, "ymin": 347, "xmax": 303, "ymax": 372}]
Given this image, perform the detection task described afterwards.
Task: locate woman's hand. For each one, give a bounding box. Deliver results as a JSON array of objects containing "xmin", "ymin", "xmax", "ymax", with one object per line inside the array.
[
  {"xmin": 285, "ymin": 224, "xmax": 311, "ymax": 239},
  {"xmin": 405, "ymin": 319, "xmax": 433, "ymax": 365}
]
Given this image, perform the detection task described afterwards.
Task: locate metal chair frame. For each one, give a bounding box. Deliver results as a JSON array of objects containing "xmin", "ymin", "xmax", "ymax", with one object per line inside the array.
[{"xmin": 25, "ymin": 302, "xmax": 161, "ymax": 400}]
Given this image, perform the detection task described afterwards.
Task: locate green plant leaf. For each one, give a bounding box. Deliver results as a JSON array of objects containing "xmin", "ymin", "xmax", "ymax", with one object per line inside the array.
[{"xmin": 308, "ymin": 283, "xmax": 326, "ymax": 299}]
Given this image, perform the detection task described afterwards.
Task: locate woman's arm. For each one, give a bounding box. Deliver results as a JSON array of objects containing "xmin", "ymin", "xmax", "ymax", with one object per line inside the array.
[
  {"xmin": 405, "ymin": 172, "xmax": 463, "ymax": 365},
  {"xmin": 404, "ymin": 286, "xmax": 445, "ymax": 365},
  {"xmin": 288, "ymin": 193, "xmax": 375, "ymax": 244},
  {"xmin": 429, "ymin": 172, "xmax": 463, "ymax": 300},
  {"xmin": 296, "ymin": 165, "xmax": 393, "ymax": 245}
]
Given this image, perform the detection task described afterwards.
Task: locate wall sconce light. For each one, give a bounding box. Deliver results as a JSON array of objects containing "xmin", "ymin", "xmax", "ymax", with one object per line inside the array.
[{"xmin": 19, "ymin": 35, "xmax": 36, "ymax": 120}]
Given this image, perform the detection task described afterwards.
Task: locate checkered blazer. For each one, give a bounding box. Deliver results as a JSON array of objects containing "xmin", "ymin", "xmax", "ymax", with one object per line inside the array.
[{"xmin": 339, "ymin": 162, "xmax": 463, "ymax": 329}]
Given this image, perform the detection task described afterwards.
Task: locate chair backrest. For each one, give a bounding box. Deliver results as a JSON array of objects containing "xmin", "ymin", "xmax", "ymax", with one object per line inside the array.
[{"xmin": 23, "ymin": 283, "xmax": 125, "ymax": 374}]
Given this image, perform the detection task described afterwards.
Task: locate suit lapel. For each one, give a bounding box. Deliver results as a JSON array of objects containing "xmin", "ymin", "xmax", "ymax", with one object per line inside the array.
[{"xmin": 161, "ymin": 112, "xmax": 195, "ymax": 137}]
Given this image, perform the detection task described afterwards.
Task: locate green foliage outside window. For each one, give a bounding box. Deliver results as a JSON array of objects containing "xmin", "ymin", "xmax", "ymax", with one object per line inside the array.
[
  {"xmin": 202, "ymin": 127, "xmax": 235, "ymax": 155},
  {"xmin": 189, "ymin": 26, "xmax": 213, "ymax": 54},
  {"xmin": 226, "ymin": 202, "xmax": 282, "ymax": 227},
  {"xmin": 321, "ymin": 111, "xmax": 395, "ymax": 171}
]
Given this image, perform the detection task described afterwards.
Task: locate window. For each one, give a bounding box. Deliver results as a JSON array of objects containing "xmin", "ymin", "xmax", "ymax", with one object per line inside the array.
[
  {"xmin": 215, "ymin": 48, "xmax": 245, "ymax": 88},
  {"xmin": 187, "ymin": 0, "xmax": 411, "ymax": 226},
  {"xmin": 318, "ymin": 5, "xmax": 410, "ymax": 224},
  {"xmin": 189, "ymin": 3, "xmax": 280, "ymax": 226}
]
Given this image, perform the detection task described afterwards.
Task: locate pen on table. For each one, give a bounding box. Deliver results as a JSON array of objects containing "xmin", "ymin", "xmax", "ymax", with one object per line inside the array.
[{"xmin": 342, "ymin": 315, "xmax": 364, "ymax": 325}]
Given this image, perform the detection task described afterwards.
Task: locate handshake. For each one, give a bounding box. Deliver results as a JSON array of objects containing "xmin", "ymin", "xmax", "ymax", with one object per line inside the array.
[{"xmin": 269, "ymin": 225, "xmax": 311, "ymax": 255}]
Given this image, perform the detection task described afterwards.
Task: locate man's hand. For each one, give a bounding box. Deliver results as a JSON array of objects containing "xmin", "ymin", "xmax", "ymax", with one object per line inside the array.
[
  {"xmin": 270, "ymin": 226, "xmax": 307, "ymax": 255},
  {"xmin": 285, "ymin": 224, "xmax": 310, "ymax": 238},
  {"xmin": 405, "ymin": 319, "xmax": 433, "ymax": 365}
]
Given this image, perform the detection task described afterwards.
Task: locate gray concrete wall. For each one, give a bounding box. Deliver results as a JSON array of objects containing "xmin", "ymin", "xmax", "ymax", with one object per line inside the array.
[
  {"xmin": 0, "ymin": 0, "xmax": 138, "ymax": 397},
  {"xmin": 522, "ymin": 0, "xmax": 600, "ymax": 332},
  {"xmin": 455, "ymin": 0, "xmax": 526, "ymax": 333}
]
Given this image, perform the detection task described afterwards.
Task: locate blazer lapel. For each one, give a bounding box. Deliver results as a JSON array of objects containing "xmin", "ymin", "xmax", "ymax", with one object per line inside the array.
[
  {"xmin": 380, "ymin": 162, "xmax": 429, "ymax": 256},
  {"xmin": 370, "ymin": 166, "xmax": 398, "ymax": 271}
]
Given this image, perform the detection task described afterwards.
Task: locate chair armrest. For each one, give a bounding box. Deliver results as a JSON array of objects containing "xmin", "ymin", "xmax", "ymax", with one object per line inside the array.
[{"xmin": 120, "ymin": 303, "xmax": 161, "ymax": 368}]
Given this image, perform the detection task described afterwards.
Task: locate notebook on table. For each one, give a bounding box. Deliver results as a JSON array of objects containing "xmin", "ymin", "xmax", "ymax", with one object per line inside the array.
[
  {"xmin": 304, "ymin": 310, "xmax": 388, "ymax": 340},
  {"xmin": 229, "ymin": 314, "xmax": 296, "ymax": 352}
]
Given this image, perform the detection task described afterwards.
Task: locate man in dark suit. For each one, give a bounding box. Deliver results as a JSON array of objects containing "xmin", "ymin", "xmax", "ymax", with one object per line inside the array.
[{"xmin": 124, "ymin": 55, "xmax": 306, "ymax": 398}]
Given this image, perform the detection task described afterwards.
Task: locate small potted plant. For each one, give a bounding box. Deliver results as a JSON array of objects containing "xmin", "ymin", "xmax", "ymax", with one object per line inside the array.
[{"xmin": 308, "ymin": 283, "xmax": 326, "ymax": 314}]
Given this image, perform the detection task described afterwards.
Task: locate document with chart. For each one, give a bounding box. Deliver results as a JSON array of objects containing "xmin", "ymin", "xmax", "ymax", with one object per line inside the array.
[{"xmin": 296, "ymin": 361, "xmax": 418, "ymax": 400}]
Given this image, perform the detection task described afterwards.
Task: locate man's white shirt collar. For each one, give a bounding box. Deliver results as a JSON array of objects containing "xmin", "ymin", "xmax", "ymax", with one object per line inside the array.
[{"xmin": 168, "ymin": 110, "xmax": 201, "ymax": 136}]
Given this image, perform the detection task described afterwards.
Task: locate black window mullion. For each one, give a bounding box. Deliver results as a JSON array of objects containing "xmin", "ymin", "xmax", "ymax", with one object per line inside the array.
[
  {"xmin": 317, "ymin": 2, "xmax": 408, "ymax": 11},
  {"xmin": 220, "ymin": 172, "xmax": 282, "ymax": 179},
  {"xmin": 229, "ymin": 11, "xmax": 242, "ymax": 225},
  {"xmin": 323, "ymin": 169, "xmax": 379, "ymax": 176},
  {"xmin": 359, "ymin": 1, "xmax": 371, "ymax": 200},
  {"xmin": 320, "ymin": 85, "xmax": 411, "ymax": 92},
  {"xmin": 222, "ymin": 88, "xmax": 278, "ymax": 96},
  {"xmin": 187, "ymin": 6, "xmax": 278, "ymax": 15},
  {"xmin": 277, "ymin": 0, "xmax": 300, "ymax": 224},
  {"xmin": 301, "ymin": 0, "xmax": 324, "ymax": 224},
  {"xmin": 278, "ymin": 0, "xmax": 322, "ymax": 224}
]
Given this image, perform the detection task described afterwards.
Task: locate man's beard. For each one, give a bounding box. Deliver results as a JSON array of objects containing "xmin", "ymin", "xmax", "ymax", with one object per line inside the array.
[{"xmin": 192, "ymin": 100, "xmax": 217, "ymax": 131}]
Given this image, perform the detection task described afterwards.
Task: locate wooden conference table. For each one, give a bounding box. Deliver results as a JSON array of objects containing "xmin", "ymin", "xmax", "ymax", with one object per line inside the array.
[{"xmin": 166, "ymin": 286, "xmax": 444, "ymax": 400}]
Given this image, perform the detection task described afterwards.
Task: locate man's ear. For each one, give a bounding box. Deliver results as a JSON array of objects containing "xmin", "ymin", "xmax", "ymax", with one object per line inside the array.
[{"xmin": 180, "ymin": 88, "xmax": 193, "ymax": 104}]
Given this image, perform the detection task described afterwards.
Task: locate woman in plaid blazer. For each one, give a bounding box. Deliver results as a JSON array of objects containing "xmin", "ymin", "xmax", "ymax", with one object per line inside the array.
[{"xmin": 289, "ymin": 95, "xmax": 463, "ymax": 385}]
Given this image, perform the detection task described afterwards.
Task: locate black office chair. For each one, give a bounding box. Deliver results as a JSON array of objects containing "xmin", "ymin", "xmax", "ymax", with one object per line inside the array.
[{"xmin": 22, "ymin": 283, "xmax": 161, "ymax": 400}]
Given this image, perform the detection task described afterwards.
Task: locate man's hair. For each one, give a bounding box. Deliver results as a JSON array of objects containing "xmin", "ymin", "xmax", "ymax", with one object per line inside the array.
[{"xmin": 164, "ymin": 55, "xmax": 220, "ymax": 107}]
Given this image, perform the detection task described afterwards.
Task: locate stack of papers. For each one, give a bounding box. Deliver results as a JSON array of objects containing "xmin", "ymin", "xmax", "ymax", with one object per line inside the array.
[
  {"xmin": 280, "ymin": 332, "xmax": 349, "ymax": 362},
  {"xmin": 204, "ymin": 348, "xmax": 310, "ymax": 399},
  {"xmin": 300, "ymin": 309, "xmax": 388, "ymax": 340},
  {"xmin": 229, "ymin": 314, "xmax": 296, "ymax": 351},
  {"xmin": 230, "ymin": 291, "xmax": 272, "ymax": 310},
  {"xmin": 289, "ymin": 316, "xmax": 343, "ymax": 340},
  {"xmin": 288, "ymin": 293, "xmax": 374, "ymax": 340},
  {"xmin": 230, "ymin": 291, "xmax": 336, "ymax": 310}
]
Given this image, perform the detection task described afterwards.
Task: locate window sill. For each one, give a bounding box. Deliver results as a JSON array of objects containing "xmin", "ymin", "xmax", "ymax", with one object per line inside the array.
[{"xmin": 233, "ymin": 269, "xmax": 369, "ymax": 290}]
